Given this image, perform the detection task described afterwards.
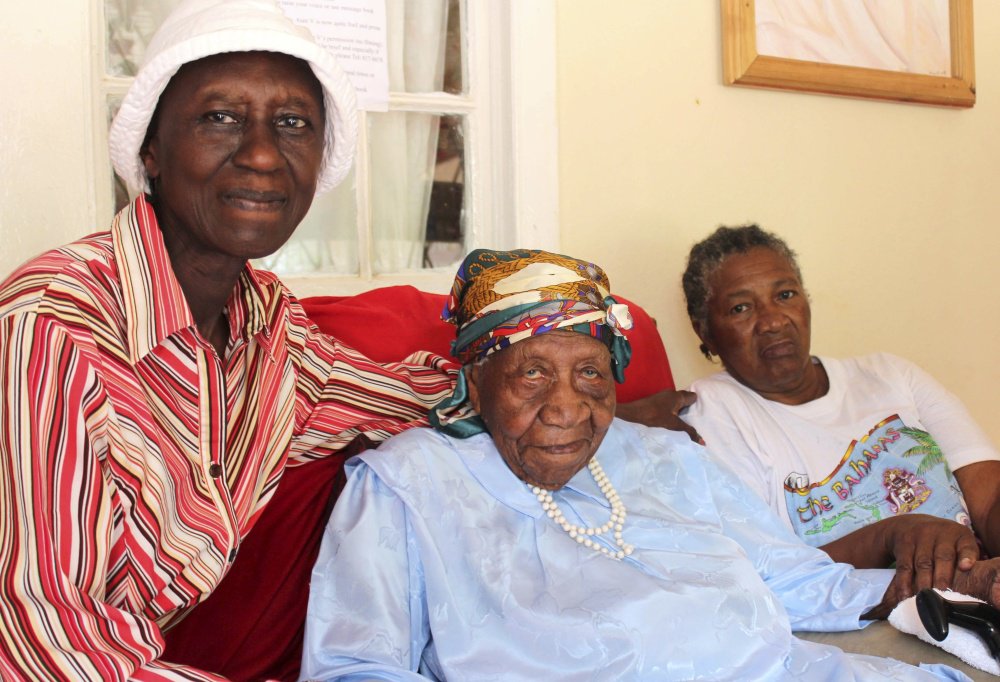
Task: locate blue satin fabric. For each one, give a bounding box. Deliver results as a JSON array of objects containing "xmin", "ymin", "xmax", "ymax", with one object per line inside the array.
[{"xmin": 301, "ymin": 421, "xmax": 969, "ymax": 681}]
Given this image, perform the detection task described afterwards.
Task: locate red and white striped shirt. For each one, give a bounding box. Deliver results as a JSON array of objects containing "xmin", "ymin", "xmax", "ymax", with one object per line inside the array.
[{"xmin": 0, "ymin": 196, "xmax": 457, "ymax": 680}]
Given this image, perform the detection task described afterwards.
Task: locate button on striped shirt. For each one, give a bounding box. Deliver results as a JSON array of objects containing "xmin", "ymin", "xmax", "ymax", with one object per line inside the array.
[{"xmin": 0, "ymin": 196, "xmax": 457, "ymax": 680}]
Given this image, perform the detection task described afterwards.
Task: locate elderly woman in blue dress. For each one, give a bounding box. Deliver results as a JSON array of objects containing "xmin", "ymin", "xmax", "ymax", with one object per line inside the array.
[{"xmin": 301, "ymin": 249, "xmax": 1000, "ymax": 681}]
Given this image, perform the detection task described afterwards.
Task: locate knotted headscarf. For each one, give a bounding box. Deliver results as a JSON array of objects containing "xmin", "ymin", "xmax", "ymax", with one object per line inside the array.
[{"xmin": 430, "ymin": 249, "xmax": 633, "ymax": 437}]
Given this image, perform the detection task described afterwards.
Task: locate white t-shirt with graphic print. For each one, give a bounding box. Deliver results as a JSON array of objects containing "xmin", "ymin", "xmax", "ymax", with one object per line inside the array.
[{"xmin": 686, "ymin": 353, "xmax": 1000, "ymax": 547}]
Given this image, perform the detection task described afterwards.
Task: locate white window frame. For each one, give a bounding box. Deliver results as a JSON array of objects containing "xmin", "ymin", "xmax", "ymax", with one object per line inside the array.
[{"xmin": 90, "ymin": 0, "xmax": 559, "ymax": 299}]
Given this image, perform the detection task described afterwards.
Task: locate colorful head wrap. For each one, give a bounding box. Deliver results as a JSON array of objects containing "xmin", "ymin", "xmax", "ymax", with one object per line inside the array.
[{"xmin": 431, "ymin": 249, "xmax": 633, "ymax": 437}]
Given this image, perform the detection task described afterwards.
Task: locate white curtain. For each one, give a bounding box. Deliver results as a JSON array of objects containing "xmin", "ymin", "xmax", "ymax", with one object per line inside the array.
[
  {"xmin": 370, "ymin": 0, "xmax": 449, "ymax": 273},
  {"xmin": 257, "ymin": 171, "xmax": 359, "ymax": 274},
  {"xmin": 105, "ymin": 0, "xmax": 183, "ymax": 76}
]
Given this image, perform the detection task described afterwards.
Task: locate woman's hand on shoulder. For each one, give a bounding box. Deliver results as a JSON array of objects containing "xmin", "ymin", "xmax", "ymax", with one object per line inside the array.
[{"xmin": 615, "ymin": 389, "xmax": 703, "ymax": 444}]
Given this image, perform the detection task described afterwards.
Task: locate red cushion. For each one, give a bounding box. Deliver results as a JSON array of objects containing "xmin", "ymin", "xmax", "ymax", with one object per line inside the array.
[
  {"xmin": 300, "ymin": 285, "xmax": 456, "ymax": 363},
  {"xmin": 610, "ymin": 293, "xmax": 676, "ymax": 399},
  {"xmin": 161, "ymin": 285, "xmax": 673, "ymax": 680}
]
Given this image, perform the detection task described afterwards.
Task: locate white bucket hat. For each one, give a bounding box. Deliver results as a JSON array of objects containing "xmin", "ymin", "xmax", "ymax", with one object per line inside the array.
[{"xmin": 108, "ymin": 0, "xmax": 358, "ymax": 197}]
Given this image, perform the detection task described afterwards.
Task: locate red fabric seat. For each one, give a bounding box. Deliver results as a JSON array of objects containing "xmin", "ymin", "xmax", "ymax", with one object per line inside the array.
[{"xmin": 162, "ymin": 286, "xmax": 674, "ymax": 680}]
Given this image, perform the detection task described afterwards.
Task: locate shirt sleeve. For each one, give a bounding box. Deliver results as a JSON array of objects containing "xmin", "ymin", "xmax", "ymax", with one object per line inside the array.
[
  {"xmin": 301, "ymin": 462, "xmax": 432, "ymax": 682},
  {"xmin": 285, "ymin": 303, "xmax": 460, "ymax": 464},
  {"xmin": 884, "ymin": 352, "xmax": 1000, "ymax": 471},
  {"xmin": 0, "ymin": 313, "xmax": 227, "ymax": 682},
  {"xmin": 684, "ymin": 381, "xmax": 776, "ymax": 506},
  {"xmin": 698, "ymin": 449, "xmax": 894, "ymax": 632}
]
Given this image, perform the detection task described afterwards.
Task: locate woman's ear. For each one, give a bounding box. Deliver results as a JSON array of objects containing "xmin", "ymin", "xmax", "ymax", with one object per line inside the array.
[
  {"xmin": 465, "ymin": 364, "xmax": 482, "ymax": 414},
  {"xmin": 692, "ymin": 319, "xmax": 715, "ymax": 359},
  {"xmin": 140, "ymin": 138, "xmax": 161, "ymax": 185}
]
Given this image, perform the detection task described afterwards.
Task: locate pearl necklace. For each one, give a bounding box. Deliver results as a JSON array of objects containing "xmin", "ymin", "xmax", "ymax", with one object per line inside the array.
[{"xmin": 529, "ymin": 457, "xmax": 635, "ymax": 561}]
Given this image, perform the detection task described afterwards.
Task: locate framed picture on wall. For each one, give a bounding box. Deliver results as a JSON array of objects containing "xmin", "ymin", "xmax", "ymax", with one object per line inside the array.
[{"xmin": 721, "ymin": 0, "xmax": 975, "ymax": 107}]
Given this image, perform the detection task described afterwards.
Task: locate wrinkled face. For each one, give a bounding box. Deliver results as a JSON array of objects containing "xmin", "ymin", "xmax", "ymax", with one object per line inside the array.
[
  {"xmin": 140, "ymin": 51, "xmax": 325, "ymax": 263},
  {"xmin": 696, "ymin": 247, "xmax": 814, "ymax": 403},
  {"xmin": 467, "ymin": 331, "xmax": 616, "ymax": 490}
]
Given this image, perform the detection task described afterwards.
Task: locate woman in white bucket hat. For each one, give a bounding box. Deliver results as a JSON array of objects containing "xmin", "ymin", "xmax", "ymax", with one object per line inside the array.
[{"xmin": 0, "ymin": 1, "xmax": 463, "ymax": 678}]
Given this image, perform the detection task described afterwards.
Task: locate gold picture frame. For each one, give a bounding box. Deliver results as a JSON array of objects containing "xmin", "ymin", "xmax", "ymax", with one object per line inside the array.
[{"xmin": 722, "ymin": 0, "xmax": 975, "ymax": 107}]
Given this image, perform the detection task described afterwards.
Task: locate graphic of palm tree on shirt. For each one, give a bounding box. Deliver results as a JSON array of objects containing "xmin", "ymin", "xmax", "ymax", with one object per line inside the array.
[{"xmin": 899, "ymin": 426, "xmax": 951, "ymax": 478}]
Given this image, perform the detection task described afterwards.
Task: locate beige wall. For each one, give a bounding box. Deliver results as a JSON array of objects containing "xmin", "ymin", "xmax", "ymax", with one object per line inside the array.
[
  {"xmin": 556, "ymin": 1, "xmax": 1000, "ymax": 443},
  {"xmin": 0, "ymin": 0, "xmax": 96, "ymax": 279}
]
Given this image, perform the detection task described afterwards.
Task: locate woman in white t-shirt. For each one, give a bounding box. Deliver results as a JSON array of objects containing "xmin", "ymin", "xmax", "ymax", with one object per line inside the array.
[{"xmin": 681, "ymin": 224, "xmax": 1000, "ymax": 605}]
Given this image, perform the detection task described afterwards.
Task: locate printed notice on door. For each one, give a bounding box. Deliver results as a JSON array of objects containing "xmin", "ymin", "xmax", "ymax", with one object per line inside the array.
[{"xmin": 278, "ymin": 0, "xmax": 390, "ymax": 111}]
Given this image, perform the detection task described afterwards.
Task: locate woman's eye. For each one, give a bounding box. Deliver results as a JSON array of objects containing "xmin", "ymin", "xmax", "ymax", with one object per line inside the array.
[
  {"xmin": 730, "ymin": 303, "xmax": 749, "ymax": 315},
  {"xmin": 278, "ymin": 115, "xmax": 308, "ymax": 129},
  {"xmin": 778, "ymin": 289, "xmax": 797, "ymax": 300},
  {"xmin": 523, "ymin": 368, "xmax": 542, "ymax": 379},
  {"xmin": 205, "ymin": 112, "xmax": 238, "ymax": 124},
  {"xmin": 581, "ymin": 367, "xmax": 600, "ymax": 379}
]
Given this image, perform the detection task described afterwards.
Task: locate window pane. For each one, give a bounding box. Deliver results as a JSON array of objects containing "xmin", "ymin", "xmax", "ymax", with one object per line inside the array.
[
  {"xmin": 255, "ymin": 170, "xmax": 360, "ymax": 275},
  {"xmin": 368, "ymin": 111, "xmax": 464, "ymax": 274},
  {"xmin": 442, "ymin": 0, "xmax": 464, "ymax": 95},
  {"xmin": 108, "ymin": 1, "xmax": 465, "ymax": 93},
  {"xmin": 386, "ymin": 0, "xmax": 463, "ymax": 95},
  {"xmin": 105, "ymin": 0, "xmax": 184, "ymax": 77},
  {"xmin": 424, "ymin": 114, "xmax": 465, "ymax": 268}
]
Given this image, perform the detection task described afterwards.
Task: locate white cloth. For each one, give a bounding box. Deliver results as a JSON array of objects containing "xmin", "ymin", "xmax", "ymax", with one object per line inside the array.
[
  {"xmin": 686, "ymin": 353, "xmax": 1000, "ymax": 546},
  {"xmin": 369, "ymin": 0, "xmax": 450, "ymax": 272},
  {"xmin": 302, "ymin": 420, "xmax": 969, "ymax": 681},
  {"xmin": 890, "ymin": 590, "xmax": 1000, "ymax": 676}
]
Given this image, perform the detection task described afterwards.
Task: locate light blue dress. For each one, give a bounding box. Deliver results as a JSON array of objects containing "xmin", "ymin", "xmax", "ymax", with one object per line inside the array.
[{"xmin": 301, "ymin": 420, "xmax": 969, "ymax": 681}]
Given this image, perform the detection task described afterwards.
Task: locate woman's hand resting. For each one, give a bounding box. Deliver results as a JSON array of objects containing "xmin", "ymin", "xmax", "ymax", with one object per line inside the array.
[
  {"xmin": 885, "ymin": 513, "xmax": 981, "ymax": 601},
  {"xmin": 614, "ymin": 389, "xmax": 703, "ymax": 444}
]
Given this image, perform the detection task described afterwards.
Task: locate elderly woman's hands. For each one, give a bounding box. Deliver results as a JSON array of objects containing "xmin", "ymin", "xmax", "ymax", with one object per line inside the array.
[
  {"xmin": 950, "ymin": 558, "xmax": 1000, "ymax": 608},
  {"xmin": 826, "ymin": 513, "xmax": 981, "ymax": 615},
  {"xmin": 614, "ymin": 389, "xmax": 703, "ymax": 444},
  {"xmin": 867, "ymin": 554, "xmax": 1000, "ymax": 620},
  {"xmin": 887, "ymin": 514, "xmax": 981, "ymax": 598}
]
